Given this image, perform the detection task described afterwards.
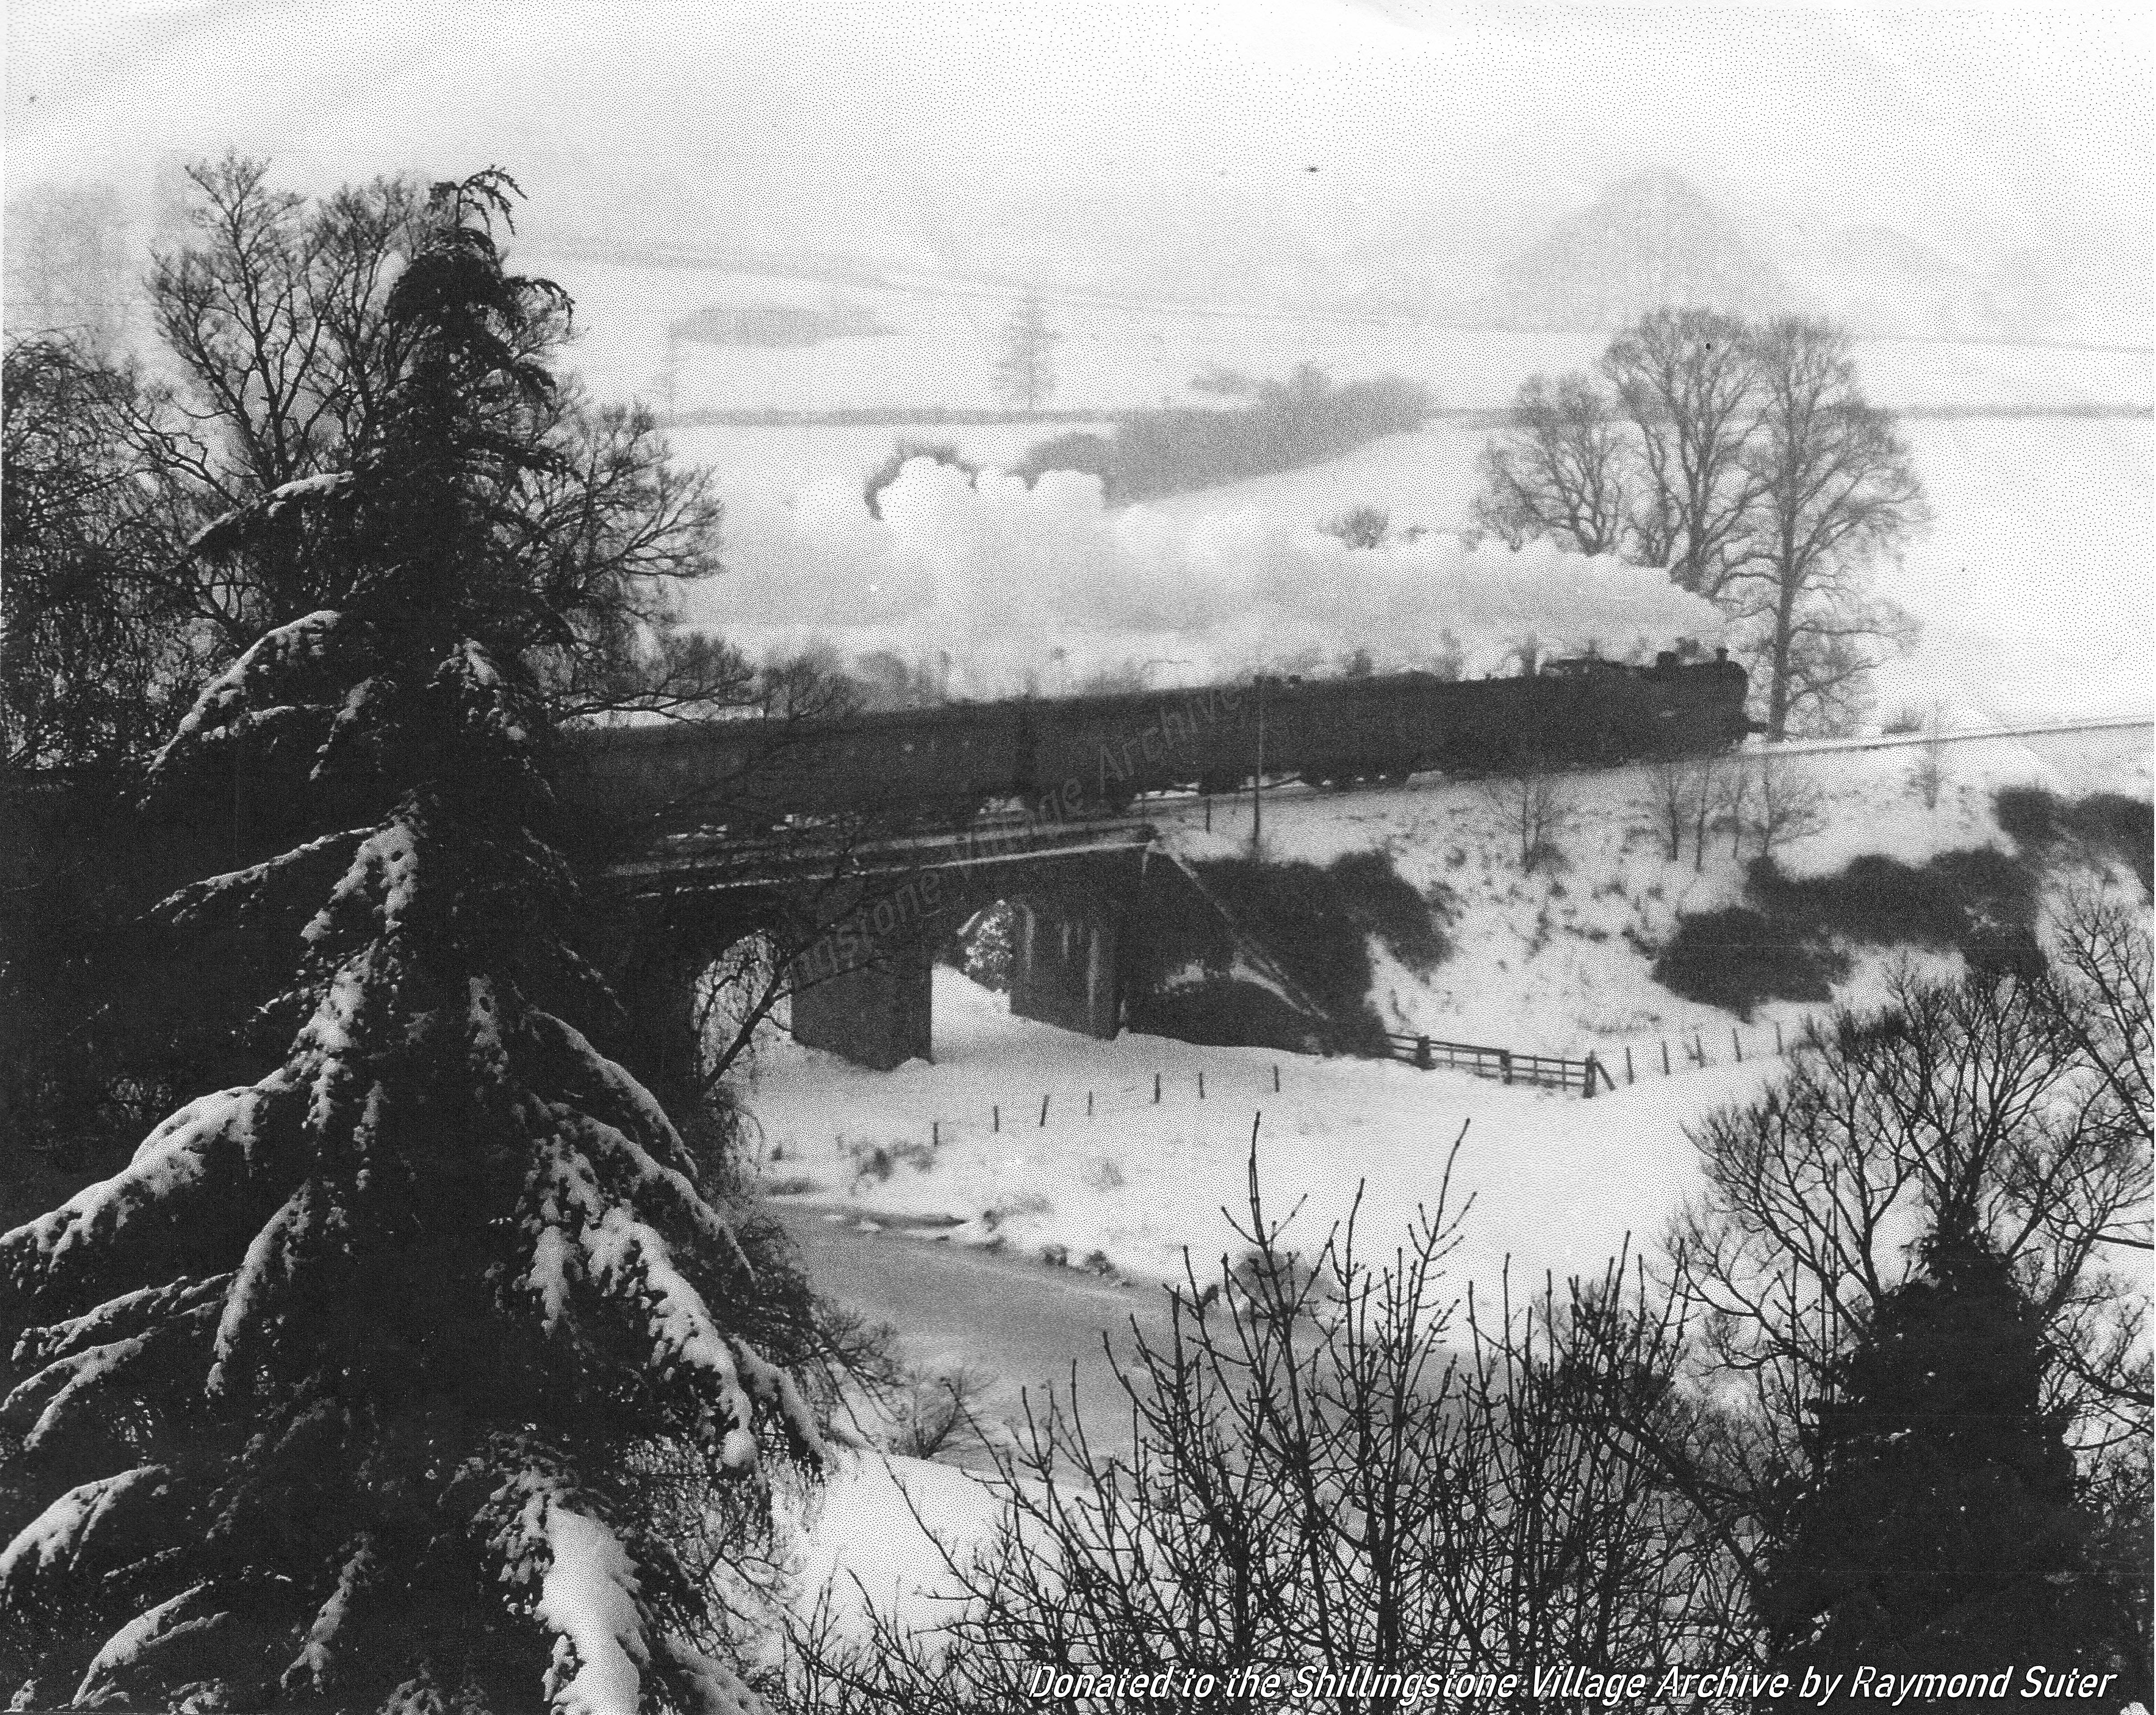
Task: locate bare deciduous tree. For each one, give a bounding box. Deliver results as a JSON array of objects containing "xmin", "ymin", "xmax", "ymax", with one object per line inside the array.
[
  {"xmin": 2037, "ymin": 880, "xmax": 2154, "ymax": 1176},
  {"xmin": 1470, "ymin": 313, "xmax": 1926, "ymax": 737},
  {"xmin": 1643, "ymin": 752, "xmax": 1731, "ymax": 871},
  {"xmin": 1481, "ymin": 754, "xmax": 1571, "ymax": 871},
  {"xmin": 1662, "ymin": 943, "xmax": 2153, "ymax": 1493},
  {"xmin": 1748, "ymin": 753, "xmax": 1827, "ymax": 864},
  {"xmin": 135, "ymin": 153, "xmax": 741, "ymax": 722},
  {"xmin": 1600, "ymin": 306, "xmax": 1764, "ymax": 597},
  {"xmin": 1906, "ymin": 702, "xmax": 1950, "ymax": 810},
  {"xmin": 1719, "ymin": 755, "xmax": 1754, "ymax": 862},
  {"xmin": 1725, "ymin": 316, "xmax": 1927, "ymax": 738},
  {"xmin": 1471, "ymin": 372, "xmax": 1630, "ymax": 556},
  {"xmin": 1645, "ymin": 754, "xmax": 1694, "ymax": 862},
  {"xmin": 1, "ymin": 337, "xmax": 190, "ymax": 771}
]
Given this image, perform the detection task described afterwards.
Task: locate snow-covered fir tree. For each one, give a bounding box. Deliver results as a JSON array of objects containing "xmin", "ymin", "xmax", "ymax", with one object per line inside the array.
[
  {"xmin": 1761, "ymin": 1218, "xmax": 2122, "ymax": 1707},
  {"xmin": 0, "ymin": 171, "xmax": 819, "ymax": 1714}
]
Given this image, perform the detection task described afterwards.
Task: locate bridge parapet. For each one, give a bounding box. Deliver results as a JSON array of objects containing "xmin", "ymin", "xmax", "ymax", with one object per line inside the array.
[{"xmin": 601, "ymin": 813, "xmax": 1340, "ymax": 1077}]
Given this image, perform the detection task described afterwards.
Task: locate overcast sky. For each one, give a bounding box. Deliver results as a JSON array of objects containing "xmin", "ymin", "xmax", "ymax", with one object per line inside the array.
[{"xmin": 9, "ymin": 2, "xmax": 2150, "ymax": 282}]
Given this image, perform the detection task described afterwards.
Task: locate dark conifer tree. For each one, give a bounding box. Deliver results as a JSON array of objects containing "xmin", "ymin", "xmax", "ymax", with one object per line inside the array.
[
  {"xmin": 0, "ymin": 171, "xmax": 818, "ymax": 1714},
  {"xmin": 1763, "ymin": 1218, "xmax": 2123, "ymax": 1708}
]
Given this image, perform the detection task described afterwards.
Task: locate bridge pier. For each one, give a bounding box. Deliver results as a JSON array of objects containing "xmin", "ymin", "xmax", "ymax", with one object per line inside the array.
[
  {"xmin": 790, "ymin": 936, "xmax": 935, "ymax": 1071},
  {"xmin": 1010, "ymin": 900, "xmax": 1121, "ymax": 1039}
]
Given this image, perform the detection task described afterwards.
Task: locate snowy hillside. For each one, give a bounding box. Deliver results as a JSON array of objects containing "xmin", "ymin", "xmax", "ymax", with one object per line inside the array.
[{"xmin": 1153, "ymin": 724, "xmax": 2153, "ymax": 1052}]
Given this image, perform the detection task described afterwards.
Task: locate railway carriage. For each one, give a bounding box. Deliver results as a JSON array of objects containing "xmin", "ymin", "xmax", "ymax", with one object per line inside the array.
[{"xmin": 561, "ymin": 653, "xmax": 1750, "ymax": 832}]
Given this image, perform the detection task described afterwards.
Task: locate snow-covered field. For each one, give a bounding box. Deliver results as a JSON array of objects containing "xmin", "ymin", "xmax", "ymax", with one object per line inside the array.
[
  {"xmin": 738, "ymin": 725, "xmax": 2148, "ymax": 1306},
  {"xmin": 538, "ymin": 256, "xmax": 2153, "ymax": 420},
  {"xmin": 748, "ymin": 967, "xmax": 1771, "ymax": 1303}
]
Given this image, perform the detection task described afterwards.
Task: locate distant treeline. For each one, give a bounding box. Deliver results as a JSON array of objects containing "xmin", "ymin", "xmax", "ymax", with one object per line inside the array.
[
  {"xmin": 668, "ymin": 406, "xmax": 1110, "ymax": 428},
  {"xmin": 665, "ymin": 396, "xmax": 2144, "ymax": 440},
  {"xmin": 1012, "ymin": 365, "xmax": 1434, "ymax": 502}
]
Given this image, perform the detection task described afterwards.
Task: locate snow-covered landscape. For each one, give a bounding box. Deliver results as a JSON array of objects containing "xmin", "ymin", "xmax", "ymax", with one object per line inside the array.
[
  {"xmin": 740, "ymin": 723, "xmax": 2147, "ymax": 1299},
  {"xmin": 5, "ymin": 5, "xmax": 2148, "ymax": 1710}
]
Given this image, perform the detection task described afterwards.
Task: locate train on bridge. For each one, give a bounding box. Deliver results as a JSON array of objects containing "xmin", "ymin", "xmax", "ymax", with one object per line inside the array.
[{"xmin": 566, "ymin": 650, "xmax": 1750, "ymax": 833}]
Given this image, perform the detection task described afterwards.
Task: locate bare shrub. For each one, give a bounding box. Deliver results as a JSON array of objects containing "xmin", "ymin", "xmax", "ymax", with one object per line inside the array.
[
  {"xmin": 1664, "ymin": 934, "xmax": 2152, "ymax": 1493},
  {"xmin": 886, "ymin": 1363, "xmax": 999, "ymax": 1462},
  {"xmin": 1482, "ymin": 755, "xmax": 1571, "ymax": 871},
  {"xmin": 777, "ymin": 1132, "xmax": 1751, "ymax": 1710},
  {"xmin": 1320, "ymin": 503, "xmax": 1392, "ymax": 547},
  {"xmin": 1644, "ymin": 755, "xmax": 1692, "ymax": 862},
  {"xmin": 1644, "ymin": 753, "xmax": 1731, "ymax": 869},
  {"xmin": 1906, "ymin": 702, "xmax": 1950, "ymax": 810},
  {"xmin": 1748, "ymin": 753, "xmax": 1827, "ymax": 863}
]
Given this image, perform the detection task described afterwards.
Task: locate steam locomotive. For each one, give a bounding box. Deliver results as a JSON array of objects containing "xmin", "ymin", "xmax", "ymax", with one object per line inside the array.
[{"xmin": 563, "ymin": 651, "xmax": 1752, "ymax": 835}]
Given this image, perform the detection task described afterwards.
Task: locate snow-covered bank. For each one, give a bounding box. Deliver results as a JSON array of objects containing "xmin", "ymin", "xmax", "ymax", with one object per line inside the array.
[
  {"xmin": 740, "ymin": 725, "xmax": 2147, "ymax": 1301},
  {"xmin": 1153, "ymin": 723, "xmax": 2151, "ymax": 1052}
]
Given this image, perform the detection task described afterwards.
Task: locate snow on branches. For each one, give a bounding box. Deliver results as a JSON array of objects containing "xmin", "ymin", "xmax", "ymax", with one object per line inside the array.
[
  {"xmin": 0, "ymin": 811, "xmax": 818, "ymax": 1706},
  {"xmin": 7, "ymin": 667, "xmax": 811, "ymax": 1709},
  {"xmin": 1, "ymin": 164, "xmax": 813, "ymax": 1712}
]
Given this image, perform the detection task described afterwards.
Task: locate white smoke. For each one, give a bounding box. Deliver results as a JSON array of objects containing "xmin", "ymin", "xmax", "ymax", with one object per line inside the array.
[{"xmin": 692, "ymin": 457, "xmax": 1727, "ymax": 696}]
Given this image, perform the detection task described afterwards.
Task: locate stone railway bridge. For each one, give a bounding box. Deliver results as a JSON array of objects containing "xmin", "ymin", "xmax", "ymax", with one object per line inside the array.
[
  {"xmin": 594, "ymin": 807, "xmax": 1329, "ymax": 1091},
  {"xmin": 0, "ymin": 730, "xmax": 1326, "ymax": 1105}
]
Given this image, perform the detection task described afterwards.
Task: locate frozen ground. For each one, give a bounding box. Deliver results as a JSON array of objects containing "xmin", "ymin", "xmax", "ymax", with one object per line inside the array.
[
  {"xmin": 747, "ymin": 725, "xmax": 2149, "ymax": 1647},
  {"xmin": 741, "ymin": 725, "xmax": 2147, "ymax": 1306},
  {"xmin": 748, "ymin": 969, "xmax": 1772, "ymax": 1303}
]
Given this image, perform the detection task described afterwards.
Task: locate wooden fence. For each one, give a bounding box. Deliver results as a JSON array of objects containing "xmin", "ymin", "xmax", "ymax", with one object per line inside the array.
[{"xmin": 1382, "ymin": 1034, "xmax": 1617, "ymax": 1098}]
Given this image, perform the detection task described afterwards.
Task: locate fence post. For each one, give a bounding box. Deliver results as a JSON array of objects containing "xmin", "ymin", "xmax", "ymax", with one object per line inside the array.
[
  {"xmin": 1499, "ymin": 1049, "xmax": 1512, "ymax": 1086},
  {"xmin": 992, "ymin": 1104, "xmax": 1000, "ymax": 1133},
  {"xmin": 1581, "ymin": 1053, "xmax": 1599, "ymax": 1099},
  {"xmin": 1624, "ymin": 1045, "xmax": 1635, "ymax": 1086},
  {"xmin": 1416, "ymin": 1035, "xmax": 1432, "ymax": 1069},
  {"xmin": 1198, "ymin": 1071, "xmax": 1206, "ymax": 1099},
  {"xmin": 1775, "ymin": 1021, "xmax": 1784, "ymax": 1054},
  {"xmin": 1732, "ymin": 1027, "xmax": 1743, "ymax": 1064},
  {"xmin": 1153, "ymin": 1072, "xmax": 1161, "ymax": 1104},
  {"xmin": 1039, "ymin": 1093, "xmax": 1051, "ymax": 1127},
  {"xmin": 1694, "ymin": 1031, "xmax": 1705, "ymax": 1067},
  {"xmin": 1662, "ymin": 1040, "xmax": 1671, "ymax": 1076},
  {"xmin": 1087, "ymin": 1090, "xmax": 1094, "ymax": 1117},
  {"xmin": 1273, "ymin": 1063, "xmax": 1281, "ymax": 1093},
  {"xmin": 932, "ymin": 1120, "xmax": 939, "ymax": 1149}
]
